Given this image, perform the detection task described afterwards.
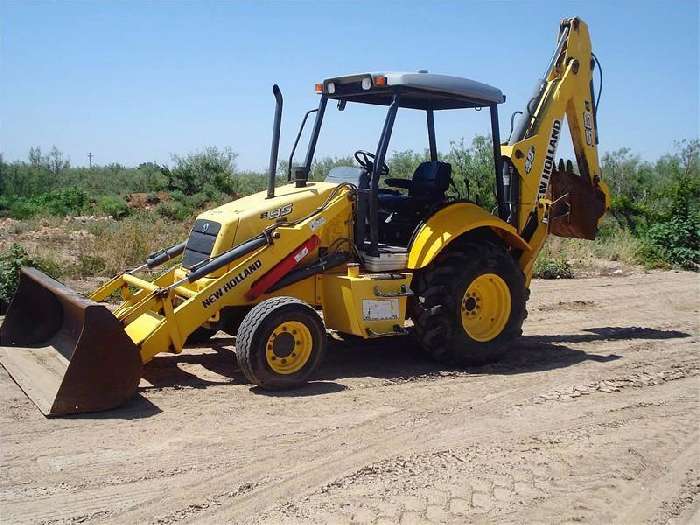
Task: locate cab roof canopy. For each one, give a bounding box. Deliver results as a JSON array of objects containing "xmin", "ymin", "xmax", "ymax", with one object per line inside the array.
[{"xmin": 319, "ymin": 71, "xmax": 505, "ymax": 110}]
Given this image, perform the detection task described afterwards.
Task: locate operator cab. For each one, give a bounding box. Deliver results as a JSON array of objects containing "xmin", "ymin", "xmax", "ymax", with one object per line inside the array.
[
  {"xmin": 327, "ymin": 157, "xmax": 452, "ymax": 246},
  {"xmin": 376, "ymin": 159, "xmax": 453, "ymax": 245},
  {"xmin": 291, "ymin": 71, "xmax": 506, "ymax": 269}
]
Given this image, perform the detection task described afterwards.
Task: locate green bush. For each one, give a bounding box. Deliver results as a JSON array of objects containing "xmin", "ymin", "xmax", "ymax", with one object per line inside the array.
[
  {"xmin": 0, "ymin": 195, "xmax": 10, "ymax": 215},
  {"xmin": 0, "ymin": 244, "xmax": 63, "ymax": 313},
  {"xmin": 4, "ymin": 188, "xmax": 90, "ymax": 219},
  {"xmin": 97, "ymin": 195, "xmax": 131, "ymax": 220},
  {"xmin": 187, "ymin": 192, "xmax": 210, "ymax": 209},
  {"xmin": 38, "ymin": 188, "xmax": 89, "ymax": 216},
  {"xmin": 166, "ymin": 147, "xmax": 238, "ymax": 196},
  {"xmin": 0, "ymin": 245, "xmax": 29, "ymax": 312},
  {"xmin": 171, "ymin": 190, "xmax": 209, "ymax": 210},
  {"xmin": 641, "ymin": 183, "xmax": 699, "ymax": 269},
  {"xmin": 533, "ymin": 255, "xmax": 575, "ymax": 279},
  {"xmin": 7, "ymin": 199, "xmax": 42, "ymax": 219},
  {"xmin": 156, "ymin": 200, "xmax": 194, "ymax": 221},
  {"xmin": 200, "ymin": 183, "xmax": 226, "ymax": 202},
  {"xmin": 643, "ymin": 220, "xmax": 699, "ymax": 269}
]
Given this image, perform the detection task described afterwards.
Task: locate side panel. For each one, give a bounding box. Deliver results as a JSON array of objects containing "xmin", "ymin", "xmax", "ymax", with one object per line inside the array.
[
  {"xmin": 407, "ymin": 203, "xmax": 530, "ymax": 270},
  {"xmin": 321, "ymin": 272, "xmax": 411, "ymax": 337}
]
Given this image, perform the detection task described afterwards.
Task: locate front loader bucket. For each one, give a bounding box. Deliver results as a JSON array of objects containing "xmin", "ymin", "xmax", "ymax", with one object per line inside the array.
[{"xmin": 0, "ymin": 267, "xmax": 143, "ymax": 416}]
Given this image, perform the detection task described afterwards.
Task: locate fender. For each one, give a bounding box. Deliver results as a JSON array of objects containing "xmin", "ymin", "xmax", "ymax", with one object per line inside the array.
[{"xmin": 407, "ymin": 203, "xmax": 530, "ymax": 269}]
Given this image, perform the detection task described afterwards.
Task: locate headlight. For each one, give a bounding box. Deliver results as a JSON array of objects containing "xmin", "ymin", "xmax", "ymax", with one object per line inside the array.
[
  {"xmin": 361, "ymin": 77, "xmax": 372, "ymax": 90},
  {"xmin": 327, "ymin": 82, "xmax": 336, "ymax": 94}
]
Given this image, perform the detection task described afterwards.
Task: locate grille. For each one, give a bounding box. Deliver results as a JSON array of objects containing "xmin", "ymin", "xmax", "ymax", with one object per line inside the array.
[{"xmin": 182, "ymin": 219, "xmax": 222, "ymax": 269}]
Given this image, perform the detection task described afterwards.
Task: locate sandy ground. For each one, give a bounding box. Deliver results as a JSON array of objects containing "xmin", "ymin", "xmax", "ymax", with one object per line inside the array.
[{"xmin": 0, "ymin": 270, "xmax": 698, "ymax": 524}]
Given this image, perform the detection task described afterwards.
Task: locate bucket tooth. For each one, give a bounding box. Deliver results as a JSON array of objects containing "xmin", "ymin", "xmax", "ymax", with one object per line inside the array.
[{"xmin": 0, "ymin": 267, "xmax": 143, "ymax": 416}]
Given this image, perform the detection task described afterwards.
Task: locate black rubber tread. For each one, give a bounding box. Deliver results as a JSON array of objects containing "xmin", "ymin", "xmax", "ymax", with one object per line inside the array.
[
  {"xmin": 235, "ymin": 296, "xmax": 327, "ymax": 390},
  {"xmin": 185, "ymin": 326, "xmax": 217, "ymax": 345},
  {"xmin": 409, "ymin": 241, "xmax": 528, "ymax": 366}
]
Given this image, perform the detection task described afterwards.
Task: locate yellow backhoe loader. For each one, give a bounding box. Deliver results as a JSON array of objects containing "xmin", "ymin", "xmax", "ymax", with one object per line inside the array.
[{"xmin": 1, "ymin": 17, "xmax": 609, "ymax": 416}]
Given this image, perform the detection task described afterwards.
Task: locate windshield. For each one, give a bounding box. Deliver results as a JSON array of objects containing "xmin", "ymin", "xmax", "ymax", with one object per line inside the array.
[
  {"xmin": 325, "ymin": 166, "xmax": 364, "ymax": 184},
  {"xmin": 300, "ymin": 97, "xmax": 388, "ymax": 175}
]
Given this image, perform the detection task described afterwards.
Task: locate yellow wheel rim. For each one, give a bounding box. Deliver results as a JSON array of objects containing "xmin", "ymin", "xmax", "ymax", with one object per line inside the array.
[
  {"xmin": 461, "ymin": 273, "xmax": 511, "ymax": 342},
  {"xmin": 265, "ymin": 321, "xmax": 313, "ymax": 375}
]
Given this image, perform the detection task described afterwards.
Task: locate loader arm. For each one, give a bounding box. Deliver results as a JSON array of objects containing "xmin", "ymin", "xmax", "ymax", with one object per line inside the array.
[
  {"xmin": 501, "ymin": 17, "xmax": 610, "ymax": 283},
  {"xmin": 100, "ymin": 185, "xmax": 353, "ymax": 365},
  {"xmin": 0, "ymin": 184, "xmax": 353, "ymax": 415}
]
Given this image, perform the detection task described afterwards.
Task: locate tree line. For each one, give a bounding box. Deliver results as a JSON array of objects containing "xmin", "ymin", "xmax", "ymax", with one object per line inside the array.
[{"xmin": 1, "ymin": 137, "xmax": 698, "ymax": 268}]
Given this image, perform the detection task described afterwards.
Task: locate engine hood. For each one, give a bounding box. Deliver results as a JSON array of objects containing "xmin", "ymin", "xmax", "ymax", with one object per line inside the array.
[{"xmin": 194, "ymin": 180, "xmax": 344, "ymax": 260}]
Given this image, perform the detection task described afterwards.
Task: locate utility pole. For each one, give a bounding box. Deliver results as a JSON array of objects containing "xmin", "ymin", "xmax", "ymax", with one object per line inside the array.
[{"xmin": 88, "ymin": 152, "xmax": 94, "ymax": 168}]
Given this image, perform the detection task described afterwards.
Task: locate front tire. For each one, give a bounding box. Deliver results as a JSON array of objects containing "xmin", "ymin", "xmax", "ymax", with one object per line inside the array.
[
  {"xmin": 410, "ymin": 241, "xmax": 527, "ymax": 366},
  {"xmin": 236, "ymin": 297, "xmax": 327, "ymax": 390}
]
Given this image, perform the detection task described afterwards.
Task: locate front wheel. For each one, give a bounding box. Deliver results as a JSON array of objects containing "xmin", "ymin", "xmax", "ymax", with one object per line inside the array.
[
  {"xmin": 410, "ymin": 241, "xmax": 527, "ymax": 366},
  {"xmin": 235, "ymin": 297, "xmax": 327, "ymax": 390}
]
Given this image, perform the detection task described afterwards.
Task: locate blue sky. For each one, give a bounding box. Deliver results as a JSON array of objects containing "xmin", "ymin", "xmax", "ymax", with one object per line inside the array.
[{"xmin": 1, "ymin": 1, "xmax": 698, "ymax": 170}]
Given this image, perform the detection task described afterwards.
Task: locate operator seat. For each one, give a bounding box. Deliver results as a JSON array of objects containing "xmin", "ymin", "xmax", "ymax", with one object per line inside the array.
[{"xmin": 379, "ymin": 161, "xmax": 452, "ymax": 213}]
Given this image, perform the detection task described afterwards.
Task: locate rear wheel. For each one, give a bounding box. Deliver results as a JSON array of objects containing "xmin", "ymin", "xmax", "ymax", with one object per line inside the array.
[
  {"xmin": 410, "ymin": 241, "xmax": 527, "ymax": 366},
  {"xmin": 236, "ymin": 297, "xmax": 326, "ymax": 390}
]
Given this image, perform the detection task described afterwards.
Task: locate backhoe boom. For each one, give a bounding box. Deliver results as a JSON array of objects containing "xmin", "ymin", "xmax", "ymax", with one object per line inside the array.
[{"xmin": 501, "ymin": 17, "xmax": 610, "ymax": 282}]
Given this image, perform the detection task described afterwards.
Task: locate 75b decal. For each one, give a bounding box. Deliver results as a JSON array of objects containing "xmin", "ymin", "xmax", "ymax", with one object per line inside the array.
[{"xmin": 584, "ymin": 110, "xmax": 594, "ymax": 146}]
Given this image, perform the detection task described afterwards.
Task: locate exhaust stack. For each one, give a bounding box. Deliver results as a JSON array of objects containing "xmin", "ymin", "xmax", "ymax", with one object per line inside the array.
[{"xmin": 266, "ymin": 84, "xmax": 283, "ymax": 199}]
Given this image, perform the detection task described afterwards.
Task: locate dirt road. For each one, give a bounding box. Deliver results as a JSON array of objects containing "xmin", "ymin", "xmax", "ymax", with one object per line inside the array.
[{"xmin": 1, "ymin": 270, "xmax": 698, "ymax": 524}]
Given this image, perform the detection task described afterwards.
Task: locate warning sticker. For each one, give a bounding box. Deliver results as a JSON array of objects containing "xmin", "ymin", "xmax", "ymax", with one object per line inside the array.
[
  {"xmin": 362, "ymin": 299, "xmax": 399, "ymax": 321},
  {"xmin": 309, "ymin": 216, "xmax": 326, "ymax": 232}
]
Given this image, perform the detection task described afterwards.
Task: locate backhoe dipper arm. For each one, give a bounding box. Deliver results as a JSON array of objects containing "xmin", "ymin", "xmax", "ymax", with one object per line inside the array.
[{"xmin": 501, "ymin": 17, "xmax": 610, "ymax": 281}]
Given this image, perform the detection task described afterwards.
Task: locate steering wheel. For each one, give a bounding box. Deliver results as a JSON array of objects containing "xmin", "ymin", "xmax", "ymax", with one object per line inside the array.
[{"xmin": 354, "ymin": 150, "xmax": 389, "ymax": 176}]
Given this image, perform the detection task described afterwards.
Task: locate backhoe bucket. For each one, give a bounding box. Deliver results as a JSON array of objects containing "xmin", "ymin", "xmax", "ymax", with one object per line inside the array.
[{"xmin": 0, "ymin": 267, "xmax": 143, "ymax": 416}]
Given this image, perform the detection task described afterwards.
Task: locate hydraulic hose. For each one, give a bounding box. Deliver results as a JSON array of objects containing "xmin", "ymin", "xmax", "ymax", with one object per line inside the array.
[{"xmin": 146, "ymin": 242, "xmax": 187, "ymax": 269}]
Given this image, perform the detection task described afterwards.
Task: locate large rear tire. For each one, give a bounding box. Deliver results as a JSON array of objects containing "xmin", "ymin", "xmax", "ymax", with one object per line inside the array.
[
  {"xmin": 236, "ymin": 297, "xmax": 327, "ymax": 390},
  {"xmin": 410, "ymin": 241, "xmax": 527, "ymax": 366}
]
